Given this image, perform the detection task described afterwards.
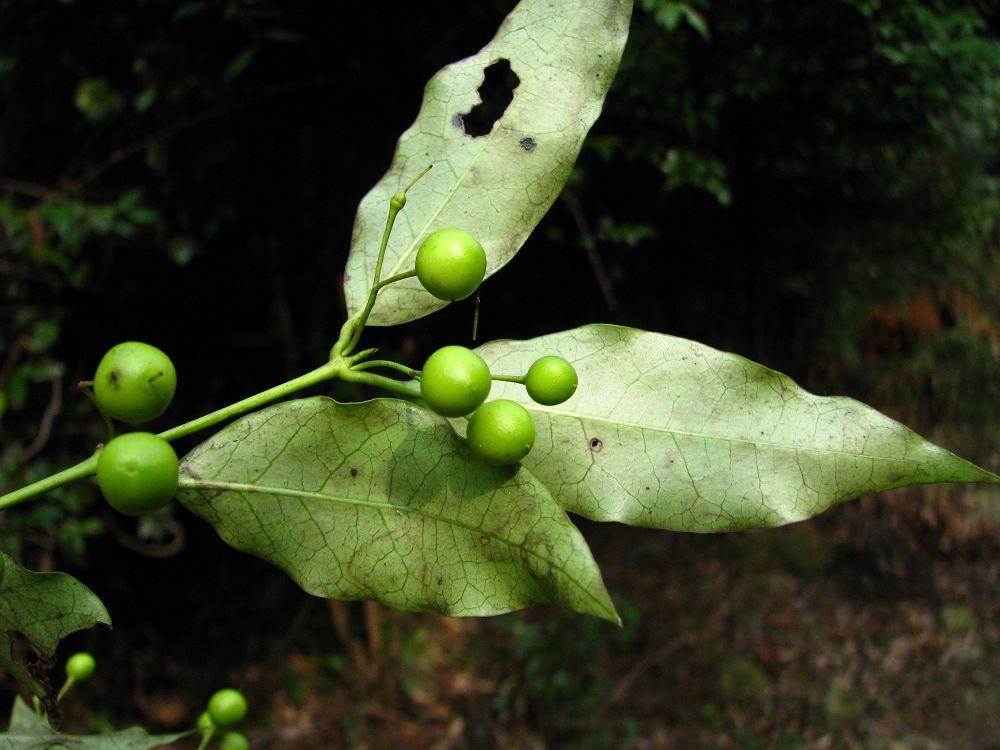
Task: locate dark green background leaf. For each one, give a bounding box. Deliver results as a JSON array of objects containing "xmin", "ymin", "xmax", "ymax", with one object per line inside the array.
[
  {"xmin": 1, "ymin": 695, "xmax": 191, "ymax": 749},
  {"xmin": 0, "ymin": 553, "xmax": 110, "ymax": 697}
]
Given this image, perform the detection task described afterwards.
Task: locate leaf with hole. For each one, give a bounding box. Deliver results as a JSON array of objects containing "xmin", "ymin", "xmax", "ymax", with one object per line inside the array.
[
  {"xmin": 176, "ymin": 397, "xmax": 618, "ymax": 623},
  {"xmin": 343, "ymin": 0, "xmax": 634, "ymax": 326},
  {"xmin": 469, "ymin": 325, "xmax": 999, "ymax": 531}
]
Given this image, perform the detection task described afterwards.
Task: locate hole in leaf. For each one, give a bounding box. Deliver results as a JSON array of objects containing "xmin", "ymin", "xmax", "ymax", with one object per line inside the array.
[
  {"xmin": 589, "ymin": 437, "xmax": 603, "ymax": 452},
  {"xmin": 457, "ymin": 58, "xmax": 520, "ymax": 137}
]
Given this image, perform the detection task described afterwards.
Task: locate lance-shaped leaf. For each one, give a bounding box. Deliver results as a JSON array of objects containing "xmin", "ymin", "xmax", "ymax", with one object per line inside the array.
[
  {"xmin": 0, "ymin": 553, "xmax": 111, "ymax": 698},
  {"xmin": 471, "ymin": 325, "xmax": 999, "ymax": 531},
  {"xmin": 1, "ymin": 695, "xmax": 192, "ymax": 749},
  {"xmin": 343, "ymin": 0, "xmax": 633, "ymax": 326},
  {"xmin": 176, "ymin": 397, "xmax": 618, "ymax": 623}
]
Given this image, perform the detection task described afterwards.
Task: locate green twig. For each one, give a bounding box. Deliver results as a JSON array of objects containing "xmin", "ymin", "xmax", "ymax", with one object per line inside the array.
[
  {"xmin": 158, "ymin": 360, "xmax": 345, "ymax": 443},
  {"xmin": 490, "ymin": 374, "xmax": 527, "ymax": 384},
  {"xmin": 342, "ymin": 270, "xmax": 418, "ymax": 356},
  {"xmin": 351, "ymin": 359, "xmax": 421, "ymax": 379},
  {"xmin": 340, "ymin": 368, "xmax": 421, "ymax": 400},
  {"xmin": 0, "ymin": 454, "xmax": 99, "ymax": 511}
]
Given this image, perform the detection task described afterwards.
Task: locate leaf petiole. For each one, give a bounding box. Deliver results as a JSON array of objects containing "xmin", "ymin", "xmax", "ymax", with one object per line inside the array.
[{"xmin": 158, "ymin": 359, "xmax": 346, "ymax": 443}]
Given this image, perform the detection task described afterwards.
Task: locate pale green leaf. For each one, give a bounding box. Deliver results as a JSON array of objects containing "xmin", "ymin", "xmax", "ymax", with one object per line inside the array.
[
  {"xmin": 0, "ymin": 553, "xmax": 111, "ymax": 697},
  {"xmin": 343, "ymin": 0, "xmax": 633, "ymax": 326},
  {"xmin": 471, "ymin": 325, "xmax": 999, "ymax": 531},
  {"xmin": 176, "ymin": 397, "xmax": 618, "ymax": 623},
  {"xmin": 1, "ymin": 695, "xmax": 191, "ymax": 749}
]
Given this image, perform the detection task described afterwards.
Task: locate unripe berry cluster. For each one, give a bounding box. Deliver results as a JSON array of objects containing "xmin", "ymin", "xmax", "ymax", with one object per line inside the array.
[
  {"xmin": 417, "ymin": 338, "xmax": 578, "ymax": 466},
  {"xmin": 91, "ymin": 342, "xmax": 179, "ymax": 516},
  {"xmin": 197, "ymin": 688, "xmax": 250, "ymax": 749}
]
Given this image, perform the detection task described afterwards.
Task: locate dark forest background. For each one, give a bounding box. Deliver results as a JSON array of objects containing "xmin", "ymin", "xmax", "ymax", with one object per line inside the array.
[{"xmin": 1, "ymin": 1, "xmax": 999, "ymax": 748}]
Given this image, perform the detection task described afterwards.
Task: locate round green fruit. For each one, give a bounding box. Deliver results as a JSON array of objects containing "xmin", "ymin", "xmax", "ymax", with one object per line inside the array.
[
  {"xmin": 525, "ymin": 356, "xmax": 578, "ymax": 406},
  {"xmin": 94, "ymin": 341, "xmax": 176, "ymax": 423},
  {"xmin": 197, "ymin": 711, "xmax": 215, "ymax": 734},
  {"xmin": 207, "ymin": 688, "xmax": 248, "ymax": 728},
  {"xmin": 96, "ymin": 432, "xmax": 178, "ymax": 516},
  {"xmin": 420, "ymin": 345, "xmax": 491, "ymax": 418},
  {"xmin": 466, "ymin": 399, "xmax": 535, "ymax": 466},
  {"xmin": 219, "ymin": 731, "xmax": 250, "ymax": 750},
  {"xmin": 415, "ymin": 227, "xmax": 487, "ymax": 301},
  {"xmin": 65, "ymin": 652, "xmax": 96, "ymax": 681}
]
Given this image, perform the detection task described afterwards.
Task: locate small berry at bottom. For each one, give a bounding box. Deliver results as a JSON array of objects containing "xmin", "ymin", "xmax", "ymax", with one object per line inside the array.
[
  {"xmin": 197, "ymin": 711, "xmax": 215, "ymax": 734},
  {"xmin": 65, "ymin": 652, "xmax": 96, "ymax": 681},
  {"xmin": 219, "ymin": 731, "xmax": 251, "ymax": 750},
  {"xmin": 207, "ymin": 688, "xmax": 248, "ymax": 728}
]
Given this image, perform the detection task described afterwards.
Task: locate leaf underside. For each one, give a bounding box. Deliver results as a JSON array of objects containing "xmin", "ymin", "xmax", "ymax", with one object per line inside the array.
[
  {"xmin": 343, "ymin": 0, "xmax": 634, "ymax": 326},
  {"xmin": 0, "ymin": 552, "xmax": 111, "ymax": 698},
  {"xmin": 177, "ymin": 397, "xmax": 618, "ymax": 623},
  {"xmin": 471, "ymin": 324, "xmax": 999, "ymax": 532}
]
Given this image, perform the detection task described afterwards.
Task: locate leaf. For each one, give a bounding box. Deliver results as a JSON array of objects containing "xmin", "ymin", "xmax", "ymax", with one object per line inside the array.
[
  {"xmin": 471, "ymin": 325, "xmax": 999, "ymax": 531},
  {"xmin": 343, "ymin": 0, "xmax": 634, "ymax": 326},
  {"xmin": 0, "ymin": 553, "xmax": 111, "ymax": 697},
  {"xmin": 1, "ymin": 696, "xmax": 192, "ymax": 749},
  {"xmin": 176, "ymin": 397, "xmax": 618, "ymax": 623}
]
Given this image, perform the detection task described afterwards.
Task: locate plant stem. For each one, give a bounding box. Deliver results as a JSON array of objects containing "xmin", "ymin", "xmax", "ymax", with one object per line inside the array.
[
  {"xmin": 340, "ymin": 368, "xmax": 421, "ymax": 400},
  {"xmin": 342, "ymin": 270, "xmax": 418, "ymax": 356},
  {"xmin": 351, "ymin": 359, "xmax": 421, "ymax": 379},
  {"xmin": 0, "ymin": 355, "xmax": 430, "ymax": 509},
  {"xmin": 0, "ymin": 362, "xmax": 346, "ymax": 509},
  {"xmin": 0, "ymin": 454, "xmax": 99, "ymax": 511},
  {"xmin": 491, "ymin": 374, "xmax": 527, "ymax": 384},
  {"xmin": 56, "ymin": 677, "xmax": 76, "ymax": 703},
  {"xmin": 158, "ymin": 360, "xmax": 345, "ymax": 443},
  {"xmin": 195, "ymin": 728, "xmax": 215, "ymax": 750},
  {"xmin": 336, "ymin": 165, "xmax": 432, "ymax": 359}
]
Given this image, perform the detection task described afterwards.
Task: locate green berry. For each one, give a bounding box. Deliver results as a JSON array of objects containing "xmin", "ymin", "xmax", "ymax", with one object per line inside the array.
[
  {"xmin": 525, "ymin": 356, "xmax": 578, "ymax": 406},
  {"xmin": 197, "ymin": 711, "xmax": 215, "ymax": 734},
  {"xmin": 94, "ymin": 341, "xmax": 176, "ymax": 423},
  {"xmin": 207, "ymin": 688, "xmax": 248, "ymax": 728},
  {"xmin": 65, "ymin": 652, "xmax": 96, "ymax": 681},
  {"xmin": 466, "ymin": 399, "xmax": 535, "ymax": 466},
  {"xmin": 420, "ymin": 345, "xmax": 492, "ymax": 418},
  {"xmin": 415, "ymin": 228, "xmax": 487, "ymax": 301},
  {"xmin": 219, "ymin": 731, "xmax": 251, "ymax": 750},
  {"xmin": 97, "ymin": 432, "xmax": 178, "ymax": 515}
]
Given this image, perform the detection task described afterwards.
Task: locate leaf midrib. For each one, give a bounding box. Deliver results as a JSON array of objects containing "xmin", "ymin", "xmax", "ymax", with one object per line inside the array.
[{"xmin": 526, "ymin": 405, "xmax": 939, "ymax": 467}]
